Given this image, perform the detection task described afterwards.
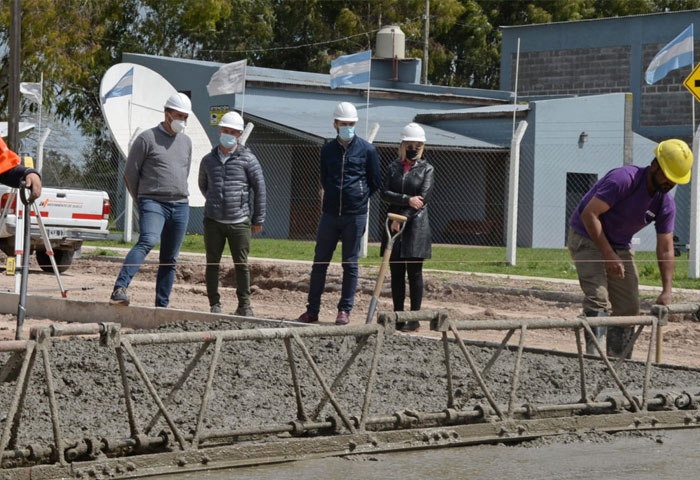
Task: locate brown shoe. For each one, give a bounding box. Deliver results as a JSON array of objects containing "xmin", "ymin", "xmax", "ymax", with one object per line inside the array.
[
  {"xmin": 335, "ymin": 311, "xmax": 350, "ymax": 325},
  {"xmin": 297, "ymin": 311, "xmax": 319, "ymax": 323}
]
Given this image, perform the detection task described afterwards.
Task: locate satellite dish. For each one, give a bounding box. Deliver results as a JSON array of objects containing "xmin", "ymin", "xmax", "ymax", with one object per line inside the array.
[{"xmin": 99, "ymin": 63, "xmax": 208, "ymax": 207}]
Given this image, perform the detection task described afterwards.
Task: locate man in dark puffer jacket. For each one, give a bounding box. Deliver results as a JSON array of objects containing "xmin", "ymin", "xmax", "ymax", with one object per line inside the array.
[{"xmin": 199, "ymin": 111, "xmax": 266, "ymax": 316}]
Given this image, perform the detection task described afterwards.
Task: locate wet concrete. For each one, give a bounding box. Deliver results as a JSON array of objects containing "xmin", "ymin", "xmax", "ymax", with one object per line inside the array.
[
  {"xmin": 149, "ymin": 429, "xmax": 700, "ymax": 479},
  {"xmin": 2, "ymin": 317, "xmax": 700, "ymax": 475}
]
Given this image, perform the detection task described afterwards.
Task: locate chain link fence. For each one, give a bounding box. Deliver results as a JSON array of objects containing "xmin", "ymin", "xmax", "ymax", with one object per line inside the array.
[{"xmin": 18, "ymin": 119, "xmax": 683, "ymax": 257}]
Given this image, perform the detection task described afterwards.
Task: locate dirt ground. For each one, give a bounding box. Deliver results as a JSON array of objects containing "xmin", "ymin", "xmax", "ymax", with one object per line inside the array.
[{"xmin": 1, "ymin": 246, "xmax": 700, "ymax": 367}]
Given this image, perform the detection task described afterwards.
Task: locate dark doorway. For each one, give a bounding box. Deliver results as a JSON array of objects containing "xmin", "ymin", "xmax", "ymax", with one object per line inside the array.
[{"xmin": 565, "ymin": 172, "xmax": 598, "ymax": 245}]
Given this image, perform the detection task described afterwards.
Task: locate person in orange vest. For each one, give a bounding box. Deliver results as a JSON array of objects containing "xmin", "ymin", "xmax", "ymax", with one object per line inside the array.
[{"xmin": 0, "ymin": 137, "xmax": 42, "ymax": 200}]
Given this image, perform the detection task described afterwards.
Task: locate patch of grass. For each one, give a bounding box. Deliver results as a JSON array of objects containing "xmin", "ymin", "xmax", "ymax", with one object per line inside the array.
[
  {"xmin": 639, "ymin": 293, "xmax": 658, "ymax": 300},
  {"xmin": 84, "ymin": 235, "xmax": 700, "ymax": 290},
  {"xmin": 84, "ymin": 248, "xmax": 121, "ymax": 257},
  {"xmin": 179, "ymin": 233, "xmax": 206, "ymax": 254}
]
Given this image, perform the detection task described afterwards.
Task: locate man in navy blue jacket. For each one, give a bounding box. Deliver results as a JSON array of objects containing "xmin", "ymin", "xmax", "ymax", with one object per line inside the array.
[{"xmin": 297, "ymin": 102, "xmax": 381, "ymax": 325}]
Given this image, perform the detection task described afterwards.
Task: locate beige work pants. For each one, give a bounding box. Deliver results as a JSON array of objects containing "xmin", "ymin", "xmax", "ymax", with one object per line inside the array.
[{"xmin": 567, "ymin": 229, "xmax": 640, "ymax": 316}]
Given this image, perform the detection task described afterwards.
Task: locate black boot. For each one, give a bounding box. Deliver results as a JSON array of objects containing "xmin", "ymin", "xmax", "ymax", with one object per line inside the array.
[
  {"xmin": 584, "ymin": 311, "xmax": 608, "ymax": 355},
  {"xmin": 402, "ymin": 321, "xmax": 420, "ymax": 332},
  {"xmin": 607, "ymin": 326, "xmax": 634, "ymax": 359}
]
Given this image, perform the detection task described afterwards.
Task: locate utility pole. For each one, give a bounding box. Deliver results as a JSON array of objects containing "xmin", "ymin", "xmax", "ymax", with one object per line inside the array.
[
  {"xmin": 422, "ymin": 0, "xmax": 430, "ymax": 85},
  {"xmin": 8, "ymin": 0, "xmax": 21, "ymax": 151}
]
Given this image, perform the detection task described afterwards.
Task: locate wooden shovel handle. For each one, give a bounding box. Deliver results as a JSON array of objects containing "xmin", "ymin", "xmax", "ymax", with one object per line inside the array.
[{"xmin": 388, "ymin": 213, "xmax": 407, "ymax": 224}]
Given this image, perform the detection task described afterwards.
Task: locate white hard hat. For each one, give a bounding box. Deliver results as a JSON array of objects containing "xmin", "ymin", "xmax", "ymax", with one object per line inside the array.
[
  {"xmin": 401, "ymin": 123, "xmax": 426, "ymax": 143},
  {"xmin": 219, "ymin": 111, "xmax": 244, "ymax": 131},
  {"xmin": 164, "ymin": 92, "xmax": 192, "ymax": 115},
  {"xmin": 333, "ymin": 102, "xmax": 358, "ymax": 122}
]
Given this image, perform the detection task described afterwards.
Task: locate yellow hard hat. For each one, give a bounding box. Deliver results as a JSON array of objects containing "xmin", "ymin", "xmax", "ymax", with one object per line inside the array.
[{"xmin": 655, "ymin": 139, "xmax": 693, "ymax": 185}]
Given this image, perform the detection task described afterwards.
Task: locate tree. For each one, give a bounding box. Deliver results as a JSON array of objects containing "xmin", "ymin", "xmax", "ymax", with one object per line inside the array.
[
  {"xmin": 136, "ymin": 0, "xmax": 232, "ymax": 59},
  {"xmin": 4, "ymin": 0, "xmax": 699, "ymax": 146},
  {"xmin": 430, "ymin": 0, "xmax": 495, "ymax": 87},
  {"xmin": 197, "ymin": 1, "xmax": 276, "ymax": 64},
  {"xmin": 38, "ymin": 148, "xmax": 83, "ymax": 187}
]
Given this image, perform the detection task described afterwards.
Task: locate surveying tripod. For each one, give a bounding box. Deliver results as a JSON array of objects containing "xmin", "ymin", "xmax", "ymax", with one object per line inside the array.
[{"xmin": 0, "ymin": 186, "xmax": 67, "ymax": 298}]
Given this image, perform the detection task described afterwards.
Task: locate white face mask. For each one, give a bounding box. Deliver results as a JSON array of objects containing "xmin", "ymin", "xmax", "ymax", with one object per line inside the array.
[
  {"xmin": 168, "ymin": 113, "xmax": 187, "ymax": 134},
  {"xmin": 171, "ymin": 119, "xmax": 186, "ymax": 134}
]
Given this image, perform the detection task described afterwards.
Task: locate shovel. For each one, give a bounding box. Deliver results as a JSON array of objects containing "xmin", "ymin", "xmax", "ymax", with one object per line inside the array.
[
  {"xmin": 0, "ymin": 183, "xmax": 33, "ymax": 383},
  {"xmin": 365, "ymin": 213, "xmax": 407, "ymax": 324}
]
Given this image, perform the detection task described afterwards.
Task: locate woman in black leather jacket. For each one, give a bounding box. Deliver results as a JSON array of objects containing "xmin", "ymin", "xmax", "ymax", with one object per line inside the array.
[{"xmin": 380, "ymin": 123, "xmax": 434, "ymax": 332}]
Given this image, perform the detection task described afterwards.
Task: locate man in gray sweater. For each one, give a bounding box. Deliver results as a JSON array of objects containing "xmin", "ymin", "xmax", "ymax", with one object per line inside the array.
[
  {"xmin": 198, "ymin": 111, "xmax": 266, "ymax": 316},
  {"xmin": 110, "ymin": 92, "xmax": 193, "ymax": 308}
]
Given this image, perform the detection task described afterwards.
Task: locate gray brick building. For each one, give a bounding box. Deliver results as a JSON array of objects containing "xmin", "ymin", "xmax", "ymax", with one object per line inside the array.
[{"xmin": 500, "ymin": 10, "xmax": 700, "ymax": 142}]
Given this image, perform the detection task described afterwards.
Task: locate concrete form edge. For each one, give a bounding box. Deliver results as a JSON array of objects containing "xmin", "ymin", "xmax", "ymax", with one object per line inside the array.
[{"xmin": 0, "ymin": 292, "xmax": 272, "ymax": 330}]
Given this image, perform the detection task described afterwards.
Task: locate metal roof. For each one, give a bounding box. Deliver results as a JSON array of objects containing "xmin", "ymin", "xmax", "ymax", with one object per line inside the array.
[
  {"xmin": 414, "ymin": 103, "xmax": 530, "ymax": 124},
  {"xmin": 123, "ymin": 54, "xmax": 510, "ymax": 149},
  {"xmin": 241, "ymin": 81, "xmax": 501, "ymax": 148}
]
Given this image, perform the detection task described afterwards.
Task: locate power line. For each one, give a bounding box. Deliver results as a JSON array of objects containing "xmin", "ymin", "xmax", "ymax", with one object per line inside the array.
[
  {"xmin": 198, "ymin": 17, "xmax": 425, "ymax": 57},
  {"xmin": 200, "ymin": 29, "xmax": 379, "ymax": 57}
]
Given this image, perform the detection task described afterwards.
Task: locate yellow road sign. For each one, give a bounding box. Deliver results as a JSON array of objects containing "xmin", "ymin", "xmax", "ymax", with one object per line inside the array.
[{"xmin": 683, "ymin": 63, "xmax": 700, "ymax": 103}]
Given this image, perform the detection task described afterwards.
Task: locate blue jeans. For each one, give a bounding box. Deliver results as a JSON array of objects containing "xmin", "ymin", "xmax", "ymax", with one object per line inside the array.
[
  {"xmin": 114, "ymin": 198, "xmax": 189, "ymax": 307},
  {"xmin": 306, "ymin": 212, "xmax": 367, "ymax": 315}
]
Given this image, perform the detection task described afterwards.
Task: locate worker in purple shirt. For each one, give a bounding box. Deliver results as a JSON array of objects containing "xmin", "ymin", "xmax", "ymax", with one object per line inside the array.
[{"xmin": 568, "ymin": 139, "xmax": 693, "ymax": 357}]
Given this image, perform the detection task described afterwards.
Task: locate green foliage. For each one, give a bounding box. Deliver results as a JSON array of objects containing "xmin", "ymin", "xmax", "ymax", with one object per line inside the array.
[
  {"xmin": 138, "ymin": 0, "xmax": 233, "ymax": 58},
  {"xmin": 639, "ymin": 261, "xmax": 659, "ymax": 281},
  {"xmin": 4, "ymin": 0, "xmax": 693, "ymax": 131},
  {"xmin": 198, "ymin": 1, "xmax": 275, "ymax": 64}
]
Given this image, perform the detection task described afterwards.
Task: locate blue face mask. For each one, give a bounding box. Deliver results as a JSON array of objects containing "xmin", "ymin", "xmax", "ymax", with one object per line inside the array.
[
  {"xmin": 338, "ymin": 126, "xmax": 355, "ymax": 142},
  {"xmin": 220, "ymin": 133, "xmax": 237, "ymax": 149}
]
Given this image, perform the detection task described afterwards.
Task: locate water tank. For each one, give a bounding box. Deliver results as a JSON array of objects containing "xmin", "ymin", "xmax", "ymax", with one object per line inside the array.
[{"xmin": 376, "ymin": 25, "xmax": 405, "ymax": 59}]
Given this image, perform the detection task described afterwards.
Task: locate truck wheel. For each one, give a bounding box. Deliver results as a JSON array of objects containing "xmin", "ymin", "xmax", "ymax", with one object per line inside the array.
[{"xmin": 36, "ymin": 249, "xmax": 74, "ymax": 273}]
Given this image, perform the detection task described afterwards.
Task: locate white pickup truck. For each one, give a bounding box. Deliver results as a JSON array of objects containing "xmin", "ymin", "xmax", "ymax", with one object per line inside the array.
[
  {"xmin": 1, "ymin": 123, "xmax": 111, "ymax": 273},
  {"xmin": 0, "ymin": 185, "xmax": 111, "ymax": 272}
]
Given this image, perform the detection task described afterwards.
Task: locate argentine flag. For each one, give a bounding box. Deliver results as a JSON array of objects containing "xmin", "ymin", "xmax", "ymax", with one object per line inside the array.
[
  {"xmin": 330, "ymin": 50, "xmax": 372, "ymax": 89},
  {"xmin": 103, "ymin": 67, "xmax": 134, "ymax": 100},
  {"xmin": 645, "ymin": 25, "xmax": 694, "ymax": 85}
]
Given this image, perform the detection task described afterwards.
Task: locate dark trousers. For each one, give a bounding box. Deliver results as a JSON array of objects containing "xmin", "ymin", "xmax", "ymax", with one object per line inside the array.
[
  {"xmin": 307, "ymin": 212, "xmax": 367, "ymax": 315},
  {"xmin": 389, "ymin": 238, "xmax": 424, "ymax": 312},
  {"xmin": 204, "ymin": 217, "xmax": 252, "ymax": 308}
]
